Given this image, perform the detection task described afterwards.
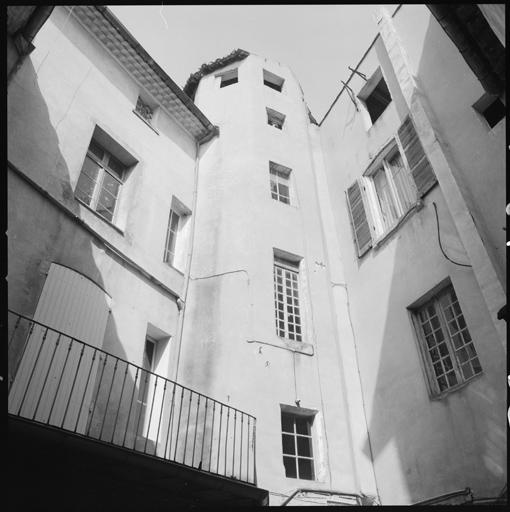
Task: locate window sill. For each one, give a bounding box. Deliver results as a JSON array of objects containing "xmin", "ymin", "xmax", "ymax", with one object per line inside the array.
[
  {"xmin": 132, "ymin": 110, "xmax": 160, "ymax": 135},
  {"xmin": 372, "ymin": 199, "xmax": 424, "ymax": 248},
  {"xmin": 430, "ymin": 372, "xmax": 484, "ymax": 401},
  {"xmin": 75, "ymin": 197, "xmax": 125, "ymax": 236},
  {"xmin": 164, "ymin": 261, "xmax": 184, "ymax": 276}
]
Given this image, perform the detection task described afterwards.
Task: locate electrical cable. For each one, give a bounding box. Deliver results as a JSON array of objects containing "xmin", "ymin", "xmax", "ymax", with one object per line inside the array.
[{"xmin": 432, "ymin": 202, "xmax": 472, "ymax": 267}]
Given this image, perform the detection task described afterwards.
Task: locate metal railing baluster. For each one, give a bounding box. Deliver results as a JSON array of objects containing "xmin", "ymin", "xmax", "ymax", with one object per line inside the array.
[
  {"xmin": 111, "ymin": 363, "xmax": 129, "ymax": 443},
  {"xmin": 47, "ymin": 337, "xmax": 74, "ymax": 425}
]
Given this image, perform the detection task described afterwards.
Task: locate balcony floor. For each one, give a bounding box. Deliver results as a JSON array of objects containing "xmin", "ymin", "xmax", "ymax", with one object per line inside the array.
[{"xmin": 8, "ymin": 415, "xmax": 268, "ymax": 508}]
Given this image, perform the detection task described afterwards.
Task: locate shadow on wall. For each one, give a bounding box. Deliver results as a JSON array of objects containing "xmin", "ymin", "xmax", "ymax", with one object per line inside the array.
[{"xmin": 359, "ymin": 201, "xmax": 506, "ymax": 504}]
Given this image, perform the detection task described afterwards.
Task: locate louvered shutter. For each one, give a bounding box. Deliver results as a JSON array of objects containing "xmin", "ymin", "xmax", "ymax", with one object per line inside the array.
[
  {"xmin": 397, "ymin": 116, "xmax": 437, "ymax": 196},
  {"xmin": 346, "ymin": 180, "xmax": 372, "ymax": 257}
]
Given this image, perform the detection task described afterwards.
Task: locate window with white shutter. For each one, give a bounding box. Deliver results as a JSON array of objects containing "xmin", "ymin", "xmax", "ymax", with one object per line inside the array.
[{"xmin": 346, "ymin": 116, "xmax": 437, "ymax": 256}]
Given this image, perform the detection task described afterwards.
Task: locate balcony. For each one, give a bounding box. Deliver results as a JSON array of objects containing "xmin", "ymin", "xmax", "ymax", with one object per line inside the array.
[{"xmin": 7, "ymin": 310, "xmax": 268, "ymax": 507}]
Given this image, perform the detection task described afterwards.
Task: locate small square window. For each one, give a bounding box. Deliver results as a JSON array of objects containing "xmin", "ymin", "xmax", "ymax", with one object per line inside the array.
[
  {"xmin": 263, "ymin": 69, "xmax": 284, "ymax": 92},
  {"xmin": 220, "ymin": 69, "xmax": 238, "ymax": 88},
  {"xmin": 357, "ymin": 68, "xmax": 392, "ymax": 126},
  {"xmin": 267, "ymin": 107, "xmax": 286, "ymax": 129},
  {"xmin": 411, "ymin": 284, "xmax": 482, "ymax": 398},
  {"xmin": 135, "ymin": 96, "xmax": 153, "ymax": 123},
  {"xmin": 473, "ymin": 93, "xmax": 506, "ymax": 129},
  {"xmin": 269, "ymin": 162, "xmax": 291, "ymax": 204},
  {"xmin": 281, "ymin": 410, "xmax": 315, "ymax": 480}
]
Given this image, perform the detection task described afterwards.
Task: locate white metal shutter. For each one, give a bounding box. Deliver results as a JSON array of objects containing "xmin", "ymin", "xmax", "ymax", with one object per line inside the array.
[
  {"xmin": 346, "ymin": 179, "xmax": 372, "ymax": 257},
  {"xmin": 397, "ymin": 116, "xmax": 437, "ymax": 196},
  {"xmin": 9, "ymin": 263, "xmax": 111, "ymax": 432}
]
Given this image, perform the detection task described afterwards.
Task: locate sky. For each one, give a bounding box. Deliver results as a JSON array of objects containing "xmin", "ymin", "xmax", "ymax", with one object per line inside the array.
[{"xmin": 108, "ymin": 5, "xmax": 398, "ymax": 123}]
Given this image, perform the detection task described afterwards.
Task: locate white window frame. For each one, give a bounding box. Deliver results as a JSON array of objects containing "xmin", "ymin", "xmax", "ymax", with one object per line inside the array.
[
  {"xmin": 410, "ymin": 283, "xmax": 483, "ymax": 399},
  {"xmin": 281, "ymin": 407, "xmax": 316, "ymax": 481},
  {"xmin": 75, "ymin": 139, "xmax": 125, "ymax": 224},
  {"xmin": 362, "ymin": 140, "xmax": 418, "ymax": 240},
  {"xmin": 163, "ymin": 197, "xmax": 191, "ymax": 272},
  {"xmin": 274, "ymin": 256, "xmax": 302, "ymax": 342},
  {"xmin": 269, "ymin": 161, "xmax": 292, "ymax": 205}
]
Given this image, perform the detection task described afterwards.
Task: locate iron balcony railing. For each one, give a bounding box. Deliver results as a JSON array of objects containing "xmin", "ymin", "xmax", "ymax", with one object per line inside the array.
[{"xmin": 8, "ymin": 310, "xmax": 257, "ymax": 484}]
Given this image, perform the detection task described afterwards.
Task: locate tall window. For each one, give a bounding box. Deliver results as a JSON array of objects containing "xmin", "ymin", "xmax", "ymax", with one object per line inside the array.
[
  {"xmin": 270, "ymin": 162, "xmax": 291, "ymax": 204},
  {"xmin": 75, "ymin": 140, "xmax": 125, "ymax": 223},
  {"xmin": 164, "ymin": 209, "xmax": 180, "ymax": 267},
  {"xmin": 412, "ymin": 285, "xmax": 482, "ymax": 397},
  {"xmin": 274, "ymin": 257, "xmax": 302, "ymax": 342},
  {"xmin": 281, "ymin": 411, "xmax": 315, "ymax": 480},
  {"xmin": 372, "ymin": 151, "xmax": 415, "ymax": 231}
]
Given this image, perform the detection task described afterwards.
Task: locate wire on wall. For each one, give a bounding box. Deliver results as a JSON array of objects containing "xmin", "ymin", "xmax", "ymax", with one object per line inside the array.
[{"xmin": 432, "ymin": 202, "xmax": 472, "ymax": 267}]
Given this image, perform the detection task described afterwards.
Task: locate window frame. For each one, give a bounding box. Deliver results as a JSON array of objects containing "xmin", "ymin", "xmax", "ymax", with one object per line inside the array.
[
  {"xmin": 410, "ymin": 283, "xmax": 483, "ymax": 399},
  {"xmin": 357, "ymin": 67, "xmax": 392, "ymax": 127},
  {"xmin": 74, "ymin": 140, "xmax": 126, "ymax": 224},
  {"xmin": 363, "ymin": 142, "xmax": 418, "ymax": 238},
  {"xmin": 219, "ymin": 68, "xmax": 239, "ymax": 88},
  {"xmin": 273, "ymin": 256, "xmax": 302, "ymax": 343},
  {"xmin": 281, "ymin": 410, "xmax": 316, "ymax": 481},
  {"xmin": 163, "ymin": 208, "xmax": 181, "ymax": 267},
  {"xmin": 269, "ymin": 161, "xmax": 292, "ymax": 205}
]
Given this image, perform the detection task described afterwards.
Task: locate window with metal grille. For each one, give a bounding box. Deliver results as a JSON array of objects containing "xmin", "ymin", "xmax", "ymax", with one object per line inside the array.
[
  {"xmin": 413, "ymin": 285, "xmax": 482, "ymax": 397},
  {"xmin": 270, "ymin": 162, "xmax": 291, "ymax": 205},
  {"xmin": 281, "ymin": 411, "xmax": 315, "ymax": 480},
  {"xmin": 75, "ymin": 139, "xmax": 125, "ymax": 223},
  {"xmin": 135, "ymin": 96, "xmax": 153, "ymax": 123},
  {"xmin": 163, "ymin": 209, "xmax": 180, "ymax": 267},
  {"xmin": 274, "ymin": 257, "xmax": 302, "ymax": 342}
]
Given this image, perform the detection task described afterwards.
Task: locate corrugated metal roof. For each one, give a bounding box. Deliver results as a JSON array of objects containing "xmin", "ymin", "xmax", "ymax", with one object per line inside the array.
[{"xmin": 69, "ymin": 6, "xmax": 217, "ymax": 143}]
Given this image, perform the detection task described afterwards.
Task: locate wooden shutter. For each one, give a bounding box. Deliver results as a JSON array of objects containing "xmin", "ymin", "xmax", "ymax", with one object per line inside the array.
[
  {"xmin": 346, "ymin": 180, "xmax": 372, "ymax": 257},
  {"xmin": 397, "ymin": 116, "xmax": 437, "ymax": 196}
]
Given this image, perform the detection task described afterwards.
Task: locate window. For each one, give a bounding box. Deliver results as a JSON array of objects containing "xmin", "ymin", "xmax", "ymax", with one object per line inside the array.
[
  {"xmin": 269, "ymin": 162, "xmax": 291, "ymax": 204},
  {"xmin": 274, "ymin": 256, "xmax": 302, "ymax": 342},
  {"xmin": 220, "ymin": 69, "xmax": 238, "ymax": 88},
  {"xmin": 263, "ymin": 69, "xmax": 284, "ymax": 92},
  {"xmin": 412, "ymin": 284, "xmax": 482, "ymax": 397},
  {"xmin": 281, "ymin": 411, "xmax": 315, "ymax": 480},
  {"xmin": 163, "ymin": 196, "xmax": 191, "ymax": 271},
  {"xmin": 346, "ymin": 116, "xmax": 437, "ymax": 256},
  {"xmin": 473, "ymin": 93, "xmax": 506, "ymax": 129},
  {"xmin": 75, "ymin": 139, "xmax": 125, "ymax": 223},
  {"xmin": 357, "ymin": 67, "xmax": 392, "ymax": 125},
  {"xmin": 267, "ymin": 107, "xmax": 286, "ymax": 130},
  {"xmin": 371, "ymin": 151, "xmax": 415, "ymax": 231},
  {"xmin": 164, "ymin": 209, "xmax": 180, "ymax": 266},
  {"xmin": 135, "ymin": 96, "xmax": 153, "ymax": 123}
]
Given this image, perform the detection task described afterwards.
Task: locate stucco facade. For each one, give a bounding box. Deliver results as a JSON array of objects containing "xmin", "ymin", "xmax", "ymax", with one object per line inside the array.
[{"xmin": 7, "ymin": 4, "xmax": 506, "ymax": 507}]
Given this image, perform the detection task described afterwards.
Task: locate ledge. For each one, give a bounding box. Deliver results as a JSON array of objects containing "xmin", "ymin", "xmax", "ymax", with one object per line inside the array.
[{"xmin": 247, "ymin": 337, "xmax": 314, "ymax": 356}]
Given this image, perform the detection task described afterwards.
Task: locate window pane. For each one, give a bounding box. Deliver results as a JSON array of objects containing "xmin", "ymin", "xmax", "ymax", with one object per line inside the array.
[
  {"xmin": 97, "ymin": 188, "xmax": 117, "ymax": 215},
  {"xmin": 283, "ymin": 456, "xmax": 297, "ymax": 478},
  {"xmin": 295, "ymin": 417, "xmax": 310, "ymax": 435},
  {"xmin": 373, "ymin": 167, "xmax": 398, "ymax": 227},
  {"xmin": 88, "ymin": 140, "xmax": 105, "ymax": 161},
  {"xmin": 297, "ymin": 436, "xmax": 313, "ymax": 457},
  {"xmin": 102, "ymin": 173, "xmax": 121, "ymax": 198},
  {"xmin": 75, "ymin": 172, "xmax": 96, "ymax": 205},
  {"xmin": 107, "ymin": 155, "xmax": 125, "ymax": 180},
  {"xmin": 461, "ymin": 363, "xmax": 474, "ymax": 380},
  {"xmin": 81, "ymin": 156, "xmax": 101, "ymax": 181},
  {"xmin": 446, "ymin": 371, "xmax": 458, "ymax": 387},
  {"xmin": 298, "ymin": 458, "xmax": 314, "ymax": 480},
  {"xmin": 388, "ymin": 152, "xmax": 414, "ymax": 211},
  {"xmin": 282, "ymin": 434, "xmax": 295, "ymax": 455},
  {"xmin": 281, "ymin": 414, "xmax": 294, "ymax": 433}
]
